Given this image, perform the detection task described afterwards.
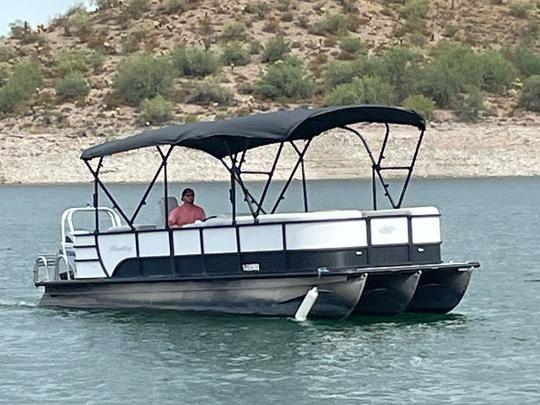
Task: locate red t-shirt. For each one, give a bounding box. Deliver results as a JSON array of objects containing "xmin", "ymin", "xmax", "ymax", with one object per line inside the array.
[{"xmin": 168, "ymin": 203, "xmax": 207, "ymax": 227}]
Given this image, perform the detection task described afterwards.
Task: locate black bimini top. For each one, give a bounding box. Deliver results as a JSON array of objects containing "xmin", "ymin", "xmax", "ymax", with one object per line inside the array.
[{"xmin": 81, "ymin": 105, "xmax": 425, "ymax": 160}]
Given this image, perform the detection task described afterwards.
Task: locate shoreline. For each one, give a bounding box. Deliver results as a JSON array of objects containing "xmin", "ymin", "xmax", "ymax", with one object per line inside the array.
[{"xmin": 1, "ymin": 121, "xmax": 539, "ymax": 185}]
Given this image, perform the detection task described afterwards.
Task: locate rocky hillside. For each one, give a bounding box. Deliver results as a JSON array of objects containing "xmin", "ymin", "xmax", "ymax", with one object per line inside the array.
[
  {"xmin": 0, "ymin": 0, "xmax": 539, "ymax": 184},
  {"xmin": 0, "ymin": 0, "xmax": 539, "ymax": 132}
]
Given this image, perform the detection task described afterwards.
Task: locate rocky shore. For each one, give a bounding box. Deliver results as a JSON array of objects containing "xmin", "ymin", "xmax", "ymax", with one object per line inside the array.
[{"xmin": 1, "ymin": 120, "xmax": 539, "ymax": 185}]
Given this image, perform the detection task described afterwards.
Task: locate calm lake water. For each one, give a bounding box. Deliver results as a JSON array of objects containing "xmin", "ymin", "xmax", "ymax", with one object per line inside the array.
[{"xmin": 1, "ymin": 177, "xmax": 539, "ymax": 404}]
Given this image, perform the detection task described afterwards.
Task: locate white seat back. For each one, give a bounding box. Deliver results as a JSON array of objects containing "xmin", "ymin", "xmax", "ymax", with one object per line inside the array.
[{"xmin": 158, "ymin": 197, "xmax": 179, "ymax": 227}]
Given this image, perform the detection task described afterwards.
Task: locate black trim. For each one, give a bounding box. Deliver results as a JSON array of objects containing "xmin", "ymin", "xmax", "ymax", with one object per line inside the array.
[
  {"xmin": 110, "ymin": 244, "xmax": 441, "ymax": 279},
  {"xmin": 36, "ymin": 261, "xmax": 480, "ymax": 287}
]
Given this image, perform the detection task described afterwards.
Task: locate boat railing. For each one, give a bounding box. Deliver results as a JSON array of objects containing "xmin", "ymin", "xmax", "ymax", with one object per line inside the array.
[
  {"xmin": 33, "ymin": 255, "xmax": 59, "ymax": 284},
  {"xmin": 70, "ymin": 208, "xmax": 442, "ymax": 279},
  {"xmin": 60, "ymin": 207, "xmax": 122, "ymax": 278}
]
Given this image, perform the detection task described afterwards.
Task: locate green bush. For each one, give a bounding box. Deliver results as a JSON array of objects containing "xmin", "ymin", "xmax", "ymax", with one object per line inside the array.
[
  {"xmin": 188, "ymin": 80, "xmax": 233, "ymax": 105},
  {"xmin": 261, "ymin": 37, "xmax": 290, "ymax": 63},
  {"xmin": 508, "ymin": 1, "xmax": 534, "ymax": 18},
  {"xmin": 221, "ymin": 42, "xmax": 251, "ymax": 66},
  {"xmin": 403, "ymin": 94, "xmax": 435, "ymax": 120},
  {"xmin": 93, "ymin": 0, "xmax": 121, "ymax": 8},
  {"xmin": 513, "ymin": 45, "xmax": 540, "ymax": 77},
  {"xmin": 220, "ymin": 22, "xmax": 246, "ymax": 42},
  {"xmin": 55, "ymin": 73, "xmax": 90, "ymax": 100},
  {"xmin": 379, "ymin": 46, "xmax": 422, "ymax": 102},
  {"xmin": 244, "ymin": 2, "xmax": 271, "ymax": 20},
  {"xmin": 139, "ymin": 94, "xmax": 174, "ymax": 123},
  {"xmin": 67, "ymin": 10, "xmax": 92, "ymax": 39},
  {"xmin": 0, "ymin": 45, "xmax": 16, "ymax": 63},
  {"xmin": 256, "ymin": 60, "xmax": 315, "ymax": 100},
  {"xmin": 477, "ymin": 50, "xmax": 514, "ymax": 94},
  {"xmin": 124, "ymin": 0, "xmax": 150, "ymax": 19},
  {"xmin": 0, "ymin": 59, "xmax": 42, "ymax": 113},
  {"xmin": 164, "ymin": 0, "xmax": 191, "ymax": 13},
  {"xmin": 419, "ymin": 41, "xmax": 481, "ymax": 107},
  {"xmin": 312, "ymin": 13, "xmax": 352, "ymax": 36},
  {"xmin": 398, "ymin": 0, "xmax": 430, "ymax": 33},
  {"xmin": 114, "ymin": 53, "xmax": 174, "ymax": 105},
  {"xmin": 323, "ymin": 61, "xmax": 357, "ymax": 88},
  {"xmin": 457, "ymin": 87, "xmax": 484, "ymax": 122},
  {"xmin": 171, "ymin": 47, "xmax": 221, "ymax": 77},
  {"xmin": 326, "ymin": 76, "xmax": 395, "ymax": 106},
  {"xmin": 55, "ymin": 49, "xmax": 90, "ymax": 76},
  {"xmin": 519, "ymin": 75, "xmax": 540, "ymax": 112},
  {"xmin": 339, "ymin": 36, "xmax": 363, "ymax": 58}
]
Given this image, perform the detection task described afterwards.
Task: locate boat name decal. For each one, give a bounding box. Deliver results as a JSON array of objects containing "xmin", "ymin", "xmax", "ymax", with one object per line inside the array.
[
  {"xmin": 379, "ymin": 225, "xmax": 396, "ymax": 234},
  {"xmin": 109, "ymin": 244, "xmax": 133, "ymax": 252},
  {"xmin": 242, "ymin": 263, "xmax": 261, "ymax": 272}
]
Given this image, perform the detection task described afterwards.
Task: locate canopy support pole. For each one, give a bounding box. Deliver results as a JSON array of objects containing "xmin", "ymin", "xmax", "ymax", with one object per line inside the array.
[
  {"xmin": 129, "ymin": 146, "xmax": 174, "ymax": 225},
  {"xmin": 290, "ymin": 141, "xmax": 309, "ymax": 213},
  {"xmin": 340, "ymin": 126, "xmax": 398, "ymax": 209},
  {"xmin": 255, "ymin": 142, "xmax": 284, "ymax": 217},
  {"xmin": 271, "ymin": 139, "xmax": 312, "ymax": 214},
  {"xmin": 84, "ymin": 160, "xmax": 134, "ymax": 229}
]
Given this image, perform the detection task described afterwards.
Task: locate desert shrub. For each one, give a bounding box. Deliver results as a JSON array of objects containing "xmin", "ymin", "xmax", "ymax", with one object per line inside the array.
[
  {"xmin": 338, "ymin": 36, "xmax": 363, "ymax": 58},
  {"xmin": 171, "ymin": 47, "xmax": 221, "ymax": 77},
  {"xmin": 457, "ymin": 87, "xmax": 484, "ymax": 122},
  {"xmin": 277, "ymin": 0, "xmax": 292, "ymax": 11},
  {"xmin": 403, "ymin": 94, "xmax": 435, "ymax": 120},
  {"xmin": 9, "ymin": 20, "xmax": 28, "ymax": 38},
  {"xmin": 0, "ymin": 45, "xmax": 16, "ymax": 63},
  {"xmin": 188, "ymin": 80, "xmax": 233, "ymax": 105},
  {"xmin": 477, "ymin": 50, "xmax": 514, "ymax": 94},
  {"xmin": 263, "ymin": 18, "xmax": 281, "ymax": 34},
  {"xmin": 0, "ymin": 59, "xmax": 42, "ymax": 113},
  {"xmin": 508, "ymin": 1, "xmax": 534, "ymax": 18},
  {"xmin": 93, "ymin": 0, "xmax": 121, "ymax": 8},
  {"xmin": 261, "ymin": 36, "xmax": 290, "ymax": 63},
  {"xmin": 124, "ymin": 0, "xmax": 150, "ymax": 19},
  {"xmin": 323, "ymin": 61, "xmax": 358, "ymax": 88},
  {"xmin": 55, "ymin": 73, "xmax": 90, "ymax": 100},
  {"xmin": 122, "ymin": 24, "xmax": 158, "ymax": 54},
  {"xmin": 379, "ymin": 46, "xmax": 422, "ymax": 102},
  {"xmin": 163, "ymin": 0, "xmax": 194, "ymax": 13},
  {"xmin": 326, "ymin": 76, "xmax": 395, "ymax": 106},
  {"xmin": 519, "ymin": 75, "xmax": 540, "ymax": 112},
  {"xmin": 419, "ymin": 41, "xmax": 481, "ymax": 107},
  {"xmin": 221, "ymin": 42, "xmax": 251, "ymax": 66},
  {"xmin": 256, "ymin": 60, "xmax": 315, "ymax": 100},
  {"xmin": 67, "ymin": 10, "xmax": 93, "ymax": 40},
  {"xmin": 138, "ymin": 94, "xmax": 174, "ymax": 123},
  {"xmin": 88, "ymin": 50, "xmax": 106, "ymax": 73},
  {"xmin": 244, "ymin": 2, "xmax": 271, "ymax": 20},
  {"xmin": 55, "ymin": 49, "xmax": 105, "ymax": 76},
  {"xmin": 0, "ymin": 63, "xmax": 11, "ymax": 86},
  {"xmin": 249, "ymin": 40, "xmax": 263, "ymax": 55},
  {"xmin": 220, "ymin": 21, "xmax": 246, "ymax": 42},
  {"xmin": 513, "ymin": 45, "xmax": 540, "ymax": 77},
  {"xmin": 398, "ymin": 0, "xmax": 430, "ymax": 33},
  {"xmin": 312, "ymin": 13, "xmax": 352, "ymax": 36},
  {"xmin": 114, "ymin": 53, "xmax": 174, "ymax": 105},
  {"xmin": 55, "ymin": 49, "xmax": 89, "ymax": 76}
]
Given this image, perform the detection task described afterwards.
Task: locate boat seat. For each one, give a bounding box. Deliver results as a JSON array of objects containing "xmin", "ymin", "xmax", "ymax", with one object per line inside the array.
[{"xmin": 158, "ymin": 196, "xmax": 179, "ymax": 227}]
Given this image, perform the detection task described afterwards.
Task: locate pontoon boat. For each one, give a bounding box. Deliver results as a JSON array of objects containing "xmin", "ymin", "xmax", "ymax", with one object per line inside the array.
[{"xmin": 34, "ymin": 105, "xmax": 480, "ymax": 319}]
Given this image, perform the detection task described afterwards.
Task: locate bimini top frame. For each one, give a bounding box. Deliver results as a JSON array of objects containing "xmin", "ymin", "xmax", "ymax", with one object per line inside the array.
[{"xmin": 80, "ymin": 105, "xmax": 426, "ymax": 228}]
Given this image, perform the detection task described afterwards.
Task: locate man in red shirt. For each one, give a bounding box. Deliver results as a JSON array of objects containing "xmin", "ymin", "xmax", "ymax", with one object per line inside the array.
[{"xmin": 168, "ymin": 188, "xmax": 207, "ymax": 228}]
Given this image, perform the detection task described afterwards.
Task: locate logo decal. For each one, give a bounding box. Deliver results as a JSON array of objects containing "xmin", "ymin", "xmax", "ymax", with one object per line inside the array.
[{"xmin": 379, "ymin": 225, "xmax": 396, "ymax": 235}]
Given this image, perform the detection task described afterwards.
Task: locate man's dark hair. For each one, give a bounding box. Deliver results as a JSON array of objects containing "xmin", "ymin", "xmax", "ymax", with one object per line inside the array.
[{"xmin": 182, "ymin": 187, "xmax": 194, "ymax": 197}]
